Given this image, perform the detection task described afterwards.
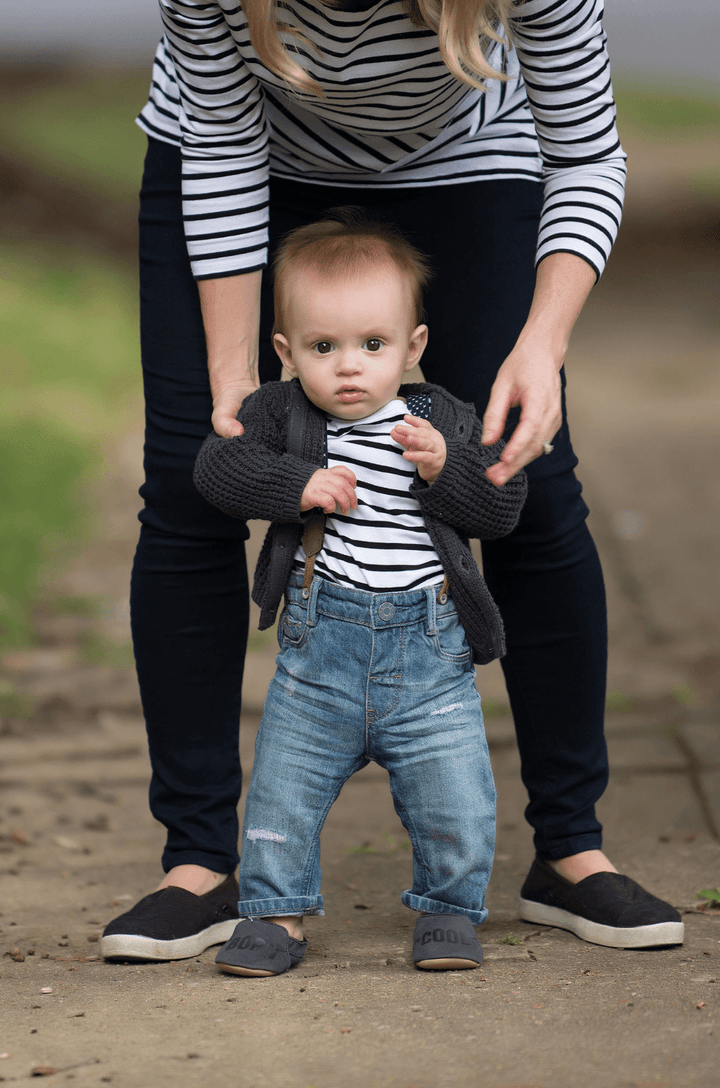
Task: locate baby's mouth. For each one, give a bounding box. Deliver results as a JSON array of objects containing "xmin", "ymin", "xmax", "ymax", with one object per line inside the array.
[{"xmin": 336, "ymin": 387, "xmax": 364, "ymax": 402}]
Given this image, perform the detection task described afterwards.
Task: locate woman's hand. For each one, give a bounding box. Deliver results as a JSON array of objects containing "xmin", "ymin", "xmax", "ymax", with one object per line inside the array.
[
  {"xmin": 481, "ymin": 253, "xmax": 597, "ymax": 486},
  {"xmin": 211, "ymin": 379, "xmax": 260, "ymax": 438},
  {"xmin": 481, "ymin": 340, "xmax": 562, "ymax": 487}
]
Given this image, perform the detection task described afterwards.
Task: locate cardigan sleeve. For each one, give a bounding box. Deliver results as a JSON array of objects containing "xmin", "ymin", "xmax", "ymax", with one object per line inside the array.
[
  {"xmin": 412, "ymin": 414, "xmax": 527, "ymax": 540},
  {"xmin": 511, "ymin": 0, "xmax": 626, "ymax": 278},
  {"xmin": 193, "ymin": 386, "xmax": 320, "ymax": 522},
  {"xmin": 157, "ymin": 0, "xmax": 271, "ymax": 279}
]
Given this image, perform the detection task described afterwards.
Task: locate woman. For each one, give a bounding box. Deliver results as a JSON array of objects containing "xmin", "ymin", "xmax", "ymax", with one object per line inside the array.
[{"xmin": 101, "ymin": 0, "xmax": 683, "ymax": 961}]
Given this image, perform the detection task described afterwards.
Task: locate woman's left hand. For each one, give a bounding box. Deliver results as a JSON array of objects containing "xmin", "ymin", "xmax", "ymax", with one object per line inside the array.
[
  {"xmin": 480, "ymin": 252, "xmax": 597, "ymax": 486},
  {"xmin": 480, "ymin": 339, "xmax": 562, "ymax": 486}
]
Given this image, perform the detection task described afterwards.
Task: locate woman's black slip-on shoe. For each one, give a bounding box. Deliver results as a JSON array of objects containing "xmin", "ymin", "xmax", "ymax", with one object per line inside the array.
[
  {"xmin": 215, "ymin": 919, "xmax": 308, "ymax": 976},
  {"xmin": 413, "ymin": 914, "xmax": 483, "ymax": 971},
  {"xmin": 519, "ymin": 858, "xmax": 684, "ymax": 948},
  {"xmin": 100, "ymin": 875, "xmax": 240, "ymax": 961}
]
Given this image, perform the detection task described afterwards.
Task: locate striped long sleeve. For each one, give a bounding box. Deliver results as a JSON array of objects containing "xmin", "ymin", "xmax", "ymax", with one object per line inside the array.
[
  {"xmin": 513, "ymin": 0, "xmax": 626, "ymax": 275},
  {"xmin": 138, "ymin": 0, "xmax": 625, "ymax": 279}
]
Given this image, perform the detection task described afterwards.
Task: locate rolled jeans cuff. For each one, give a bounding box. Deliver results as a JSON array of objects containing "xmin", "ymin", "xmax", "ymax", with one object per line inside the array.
[
  {"xmin": 237, "ymin": 895, "xmax": 325, "ymax": 918},
  {"xmin": 402, "ymin": 892, "xmax": 487, "ymax": 926}
]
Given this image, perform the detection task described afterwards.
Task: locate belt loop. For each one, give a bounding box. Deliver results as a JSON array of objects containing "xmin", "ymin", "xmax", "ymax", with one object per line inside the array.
[
  {"xmin": 306, "ymin": 576, "xmax": 321, "ymax": 627},
  {"xmin": 425, "ymin": 585, "xmax": 438, "ymax": 637}
]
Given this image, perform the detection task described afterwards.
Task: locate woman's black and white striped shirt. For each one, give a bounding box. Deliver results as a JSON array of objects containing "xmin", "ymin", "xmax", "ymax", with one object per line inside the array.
[
  {"xmin": 293, "ymin": 400, "xmax": 444, "ymax": 592},
  {"xmin": 138, "ymin": 0, "xmax": 626, "ymax": 280}
]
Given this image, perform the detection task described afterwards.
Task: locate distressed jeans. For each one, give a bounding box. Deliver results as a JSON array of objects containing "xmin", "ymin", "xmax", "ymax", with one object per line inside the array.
[{"xmin": 237, "ymin": 574, "xmax": 496, "ymax": 924}]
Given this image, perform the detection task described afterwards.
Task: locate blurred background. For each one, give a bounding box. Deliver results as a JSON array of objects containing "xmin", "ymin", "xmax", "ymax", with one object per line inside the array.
[{"xmin": 0, "ymin": 1, "xmax": 718, "ymax": 734}]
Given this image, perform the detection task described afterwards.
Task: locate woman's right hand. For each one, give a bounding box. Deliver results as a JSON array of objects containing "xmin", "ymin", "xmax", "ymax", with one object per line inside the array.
[{"xmin": 211, "ymin": 378, "xmax": 260, "ymax": 438}]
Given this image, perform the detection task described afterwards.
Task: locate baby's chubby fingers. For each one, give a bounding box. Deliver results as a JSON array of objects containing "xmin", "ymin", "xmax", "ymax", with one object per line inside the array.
[
  {"xmin": 325, "ymin": 465, "xmax": 358, "ymax": 515},
  {"xmin": 391, "ymin": 415, "xmax": 446, "ymax": 483},
  {"xmin": 300, "ymin": 466, "xmax": 357, "ymax": 515},
  {"xmin": 391, "ymin": 413, "xmax": 433, "ymax": 446},
  {"xmin": 328, "ymin": 464, "xmax": 357, "ymax": 489}
]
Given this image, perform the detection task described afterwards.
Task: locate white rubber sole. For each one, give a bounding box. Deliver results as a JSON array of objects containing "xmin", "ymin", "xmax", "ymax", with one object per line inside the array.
[
  {"xmin": 518, "ymin": 897, "xmax": 684, "ymax": 949},
  {"xmin": 100, "ymin": 918, "xmax": 238, "ymax": 961},
  {"xmin": 415, "ymin": 957, "xmax": 481, "ymax": 971}
]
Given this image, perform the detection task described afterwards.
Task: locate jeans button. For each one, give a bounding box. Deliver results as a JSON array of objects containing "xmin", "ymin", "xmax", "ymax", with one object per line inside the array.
[{"xmin": 378, "ymin": 602, "xmax": 395, "ymax": 621}]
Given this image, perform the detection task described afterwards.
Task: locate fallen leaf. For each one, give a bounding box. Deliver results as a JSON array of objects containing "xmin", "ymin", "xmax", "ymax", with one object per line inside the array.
[
  {"xmin": 32, "ymin": 1066, "xmax": 59, "ymax": 1076},
  {"xmin": 52, "ymin": 836, "xmax": 83, "ymax": 852}
]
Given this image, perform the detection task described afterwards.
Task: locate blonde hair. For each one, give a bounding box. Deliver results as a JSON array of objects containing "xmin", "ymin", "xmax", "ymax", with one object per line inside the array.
[
  {"xmin": 273, "ymin": 207, "xmax": 432, "ymax": 331},
  {"xmin": 242, "ymin": 0, "xmax": 515, "ymax": 97}
]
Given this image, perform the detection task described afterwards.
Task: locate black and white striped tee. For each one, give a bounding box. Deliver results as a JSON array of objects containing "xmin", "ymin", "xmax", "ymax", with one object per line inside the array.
[
  {"xmin": 293, "ymin": 399, "xmax": 444, "ymax": 591},
  {"xmin": 138, "ymin": 0, "xmax": 626, "ymax": 280}
]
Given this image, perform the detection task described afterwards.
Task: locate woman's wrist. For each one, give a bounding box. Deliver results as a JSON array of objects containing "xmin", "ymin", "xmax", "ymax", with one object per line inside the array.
[
  {"xmin": 520, "ymin": 252, "xmax": 597, "ymax": 362},
  {"xmin": 198, "ymin": 271, "xmax": 263, "ymax": 435},
  {"xmin": 199, "ymin": 271, "xmax": 262, "ymax": 381}
]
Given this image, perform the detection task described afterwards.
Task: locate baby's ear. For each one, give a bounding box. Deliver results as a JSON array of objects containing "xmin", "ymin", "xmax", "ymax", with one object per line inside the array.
[
  {"xmin": 273, "ymin": 333, "xmax": 296, "ymax": 377},
  {"xmin": 405, "ymin": 324, "xmax": 429, "ymax": 370}
]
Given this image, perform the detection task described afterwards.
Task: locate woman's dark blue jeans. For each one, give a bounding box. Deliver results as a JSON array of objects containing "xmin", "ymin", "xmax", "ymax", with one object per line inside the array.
[{"xmin": 132, "ymin": 136, "xmax": 608, "ymax": 875}]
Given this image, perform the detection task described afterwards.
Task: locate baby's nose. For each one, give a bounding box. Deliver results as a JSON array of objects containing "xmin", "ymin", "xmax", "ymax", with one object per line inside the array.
[{"xmin": 336, "ymin": 351, "xmax": 361, "ymax": 372}]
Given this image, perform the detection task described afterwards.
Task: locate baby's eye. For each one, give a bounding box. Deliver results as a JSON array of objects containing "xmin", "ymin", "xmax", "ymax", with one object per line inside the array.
[
  {"xmin": 314, "ymin": 342, "xmax": 334, "ymax": 355},
  {"xmin": 363, "ymin": 339, "xmax": 383, "ymax": 352}
]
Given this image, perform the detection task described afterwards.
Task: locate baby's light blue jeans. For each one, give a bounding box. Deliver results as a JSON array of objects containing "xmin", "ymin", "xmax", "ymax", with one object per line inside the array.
[{"xmin": 237, "ymin": 572, "xmax": 495, "ymax": 924}]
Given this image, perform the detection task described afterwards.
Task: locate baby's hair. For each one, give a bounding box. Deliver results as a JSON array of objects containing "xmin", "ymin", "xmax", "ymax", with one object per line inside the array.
[{"xmin": 272, "ymin": 207, "xmax": 432, "ymax": 332}]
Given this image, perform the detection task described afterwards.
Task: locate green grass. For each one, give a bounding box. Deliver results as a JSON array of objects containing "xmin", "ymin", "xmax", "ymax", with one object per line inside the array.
[
  {"xmin": 0, "ymin": 419, "xmax": 90, "ymax": 647},
  {"xmin": 695, "ymin": 888, "xmax": 720, "ymax": 908},
  {"xmin": 614, "ymin": 82, "xmax": 720, "ymax": 140},
  {"xmin": 671, "ymin": 683, "xmax": 694, "ymax": 707},
  {"xmin": 1, "ymin": 244, "xmax": 140, "ymax": 422},
  {"xmin": 605, "ymin": 690, "xmax": 635, "ymax": 713},
  {"xmin": 0, "ymin": 242, "xmax": 141, "ymax": 648},
  {"xmin": 0, "ymin": 72, "xmax": 150, "ymax": 201}
]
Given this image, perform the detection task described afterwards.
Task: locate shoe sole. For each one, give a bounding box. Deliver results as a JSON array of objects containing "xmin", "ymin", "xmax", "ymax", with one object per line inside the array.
[
  {"xmin": 217, "ymin": 963, "xmax": 279, "ymax": 977},
  {"xmin": 100, "ymin": 918, "xmax": 239, "ymax": 961},
  {"xmin": 415, "ymin": 957, "xmax": 480, "ymax": 971},
  {"xmin": 518, "ymin": 897, "xmax": 685, "ymax": 948}
]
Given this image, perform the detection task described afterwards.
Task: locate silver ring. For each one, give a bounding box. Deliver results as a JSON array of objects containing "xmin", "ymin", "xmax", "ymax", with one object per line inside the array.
[{"xmin": 542, "ymin": 441, "xmax": 554, "ymax": 456}]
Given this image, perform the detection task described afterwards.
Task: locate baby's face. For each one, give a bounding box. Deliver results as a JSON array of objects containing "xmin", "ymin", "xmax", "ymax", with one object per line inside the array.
[{"xmin": 273, "ymin": 263, "xmax": 428, "ymax": 420}]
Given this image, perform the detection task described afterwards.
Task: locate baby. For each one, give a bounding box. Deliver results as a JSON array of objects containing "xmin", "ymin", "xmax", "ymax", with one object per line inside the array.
[{"xmin": 194, "ymin": 209, "xmax": 527, "ymax": 975}]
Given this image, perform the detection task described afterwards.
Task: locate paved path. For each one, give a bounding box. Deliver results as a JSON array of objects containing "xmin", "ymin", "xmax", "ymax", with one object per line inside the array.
[{"xmin": 1, "ymin": 685, "xmax": 719, "ymax": 1086}]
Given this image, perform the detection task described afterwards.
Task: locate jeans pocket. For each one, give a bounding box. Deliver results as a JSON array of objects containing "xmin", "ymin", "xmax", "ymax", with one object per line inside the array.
[
  {"xmin": 279, "ymin": 600, "xmax": 309, "ymax": 649},
  {"xmin": 431, "ymin": 611, "xmax": 472, "ymax": 664}
]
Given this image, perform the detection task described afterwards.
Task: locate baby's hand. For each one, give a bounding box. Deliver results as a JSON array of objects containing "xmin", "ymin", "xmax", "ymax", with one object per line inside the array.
[
  {"xmin": 300, "ymin": 465, "xmax": 358, "ymax": 515},
  {"xmin": 391, "ymin": 415, "xmax": 447, "ymax": 484}
]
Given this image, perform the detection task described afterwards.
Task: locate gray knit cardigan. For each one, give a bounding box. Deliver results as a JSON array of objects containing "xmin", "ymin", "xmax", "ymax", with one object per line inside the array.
[{"xmin": 194, "ymin": 380, "xmax": 527, "ymax": 664}]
